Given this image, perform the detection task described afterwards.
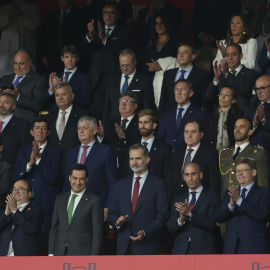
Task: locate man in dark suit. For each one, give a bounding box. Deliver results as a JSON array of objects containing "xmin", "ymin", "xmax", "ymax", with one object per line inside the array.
[
  {"xmin": 63, "ymin": 116, "xmax": 117, "ymax": 221},
  {"xmin": 156, "ymin": 79, "xmax": 206, "ymax": 151},
  {"xmin": 11, "ymin": 117, "xmax": 62, "ymax": 250},
  {"xmin": 159, "ymin": 42, "xmax": 211, "ymax": 115},
  {"xmin": 42, "ymin": 45, "xmax": 92, "ymax": 111},
  {"xmin": 168, "ymin": 163, "xmax": 220, "ymax": 254},
  {"xmin": 167, "ymin": 119, "xmax": 220, "ymax": 204},
  {"xmin": 80, "ymin": 2, "xmax": 130, "ymax": 120},
  {"xmin": 0, "ymin": 180, "xmax": 43, "ymax": 256},
  {"xmin": 103, "ymin": 49, "xmax": 156, "ymax": 124},
  {"xmin": 245, "ymin": 75, "xmax": 270, "ymax": 157},
  {"xmin": 49, "ymin": 164, "xmax": 103, "ymax": 255},
  {"xmin": 0, "ymin": 93, "xmax": 32, "ymax": 165},
  {"xmin": 108, "ymin": 144, "xmax": 169, "ymax": 255},
  {"xmin": 215, "ymin": 158, "xmax": 270, "ymax": 254},
  {"xmin": 206, "ymin": 43, "xmax": 260, "ymax": 112},
  {"xmin": 0, "ymin": 50, "xmax": 48, "ymax": 122}
]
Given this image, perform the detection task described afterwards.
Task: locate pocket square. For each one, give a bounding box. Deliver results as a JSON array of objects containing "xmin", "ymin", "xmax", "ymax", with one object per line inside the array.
[{"xmin": 132, "ymin": 89, "xmax": 140, "ymax": 92}]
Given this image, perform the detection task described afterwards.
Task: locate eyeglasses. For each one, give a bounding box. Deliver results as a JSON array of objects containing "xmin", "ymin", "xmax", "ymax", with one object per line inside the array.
[
  {"xmin": 102, "ymin": 11, "xmax": 117, "ymax": 16},
  {"xmin": 119, "ymin": 64, "xmax": 133, "ymax": 69},
  {"xmin": 118, "ymin": 99, "xmax": 135, "ymax": 104},
  {"xmin": 235, "ymin": 168, "xmax": 252, "ymax": 174},
  {"xmin": 11, "ymin": 187, "xmax": 29, "ymax": 192},
  {"xmin": 254, "ymin": 85, "xmax": 270, "ymax": 91}
]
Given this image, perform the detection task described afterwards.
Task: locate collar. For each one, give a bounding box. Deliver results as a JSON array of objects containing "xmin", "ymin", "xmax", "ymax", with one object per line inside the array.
[
  {"xmin": 17, "ymin": 202, "xmax": 30, "ymax": 211},
  {"xmin": 71, "ymin": 188, "xmax": 86, "ymax": 197},
  {"xmin": 0, "ymin": 113, "xmax": 13, "ymax": 122},
  {"xmin": 229, "ymin": 64, "xmax": 242, "ymax": 74},
  {"xmin": 235, "ymin": 141, "xmax": 249, "ymax": 152},
  {"xmin": 38, "ymin": 141, "xmax": 47, "ymax": 152},
  {"xmin": 105, "ymin": 25, "xmax": 116, "ymax": 31},
  {"xmin": 189, "ymin": 185, "xmax": 203, "ymax": 194},
  {"xmin": 186, "ymin": 142, "xmax": 200, "ymax": 152},
  {"xmin": 58, "ymin": 104, "xmax": 73, "ymax": 115},
  {"xmin": 80, "ymin": 139, "xmax": 95, "ymax": 148},
  {"xmin": 178, "ymin": 102, "xmax": 191, "ymax": 111},
  {"xmin": 177, "ymin": 65, "xmax": 193, "ymax": 73},
  {"xmin": 141, "ymin": 135, "xmax": 155, "ymax": 145},
  {"xmin": 133, "ymin": 170, "xmax": 149, "ymax": 180},
  {"xmin": 64, "ymin": 66, "xmax": 77, "ymax": 73},
  {"xmin": 122, "ymin": 68, "xmax": 136, "ymax": 78},
  {"xmin": 121, "ymin": 114, "xmax": 135, "ymax": 122},
  {"xmin": 240, "ymin": 181, "xmax": 255, "ymax": 193}
]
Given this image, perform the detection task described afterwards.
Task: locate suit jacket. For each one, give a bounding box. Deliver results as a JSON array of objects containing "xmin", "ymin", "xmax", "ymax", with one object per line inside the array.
[
  {"xmin": 245, "ymin": 101, "xmax": 270, "ymax": 155},
  {"xmin": 41, "ymin": 69, "xmax": 92, "ymax": 111},
  {"xmin": 156, "ymin": 105, "xmax": 206, "ymax": 150},
  {"xmin": 1, "ymin": 115, "xmax": 32, "ymax": 165},
  {"xmin": 219, "ymin": 144, "xmax": 269, "ymax": 196},
  {"xmin": 0, "ymin": 202, "xmax": 44, "ymax": 256},
  {"xmin": 11, "ymin": 144, "xmax": 63, "ymax": 213},
  {"xmin": 159, "ymin": 67, "xmax": 211, "ymax": 115},
  {"xmin": 64, "ymin": 141, "xmax": 117, "ymax": 208},
  {"xmin": 108, "ymin": 174, "xmax": 169, "ymax": 255},
  {"xmin": 166, "ymin": 144, "xmax": 220, "ymax": 204},
  {"xmin": 48, "ymin": 190, "xmax": 103, "ymax": 255},
  {"xmin": 103, "ymin": 71, "xmax": 156, "ymax": 123},
  {"xmin": 168, "ymin": 189, "xmax": 220, "ymax": 254},
  {"xmin": 0, "ymin": 71, "xmax": 48, "ymax": 122},
  {"xmin": 205, "ymin": 66, "xmax": 260, "ymax": 112},
  {"xmin": 258, "ymin": 43, "xmax": 270, "ymax": 75},
  {"xmin": 215, "ymin": 184, "xmax": 270, "ymax": 254},
  {"xmin": 0, "ymin": 160, "xmax": 12, "ymax": 210}
]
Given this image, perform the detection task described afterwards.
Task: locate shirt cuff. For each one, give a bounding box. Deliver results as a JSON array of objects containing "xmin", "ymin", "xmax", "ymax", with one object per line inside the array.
[
  {"xmin": 213, "ymin": 80, "xmax": 219, "ymax": 86},
  {"xmin": 267, "ymin": 51, "xmax": 270, "ymax": 59},
  {"xmin": 228, "ymin": 203, "xmax": 236, "ymax": 212},
  {"xmin": 48, "ymin": 89, "xmax": 54, "ymax": 96},
  {"xmin": 26, "ymin": 164, "xmax": 31, "ymax": 172},
  {"xmin": 97, "ymin": 135, "xmax": 104, "ymax": 143},
  {"xmin": 35, "ymin": 158, "xmax": 41, "ymax": 165},
  {"xmin": 86, "ymin": 34, "xmax": 92, "ymax": 43},
  {"xmin": 16, "ymin": 94, "xmax": 20, "ymax": 101},
  {"xmin": 177, "ymin": 218, "xmax": 185, "ymax": 227}
]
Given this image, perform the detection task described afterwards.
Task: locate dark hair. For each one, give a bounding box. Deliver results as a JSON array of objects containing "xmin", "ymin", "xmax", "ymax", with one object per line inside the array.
[
  {"xmin": 216, "ymin": 85, "xmax": 239, "ymax": 114},
  {"xmin": 61, "ymin": 45, "xmax": 79, "ymax": 58},
  {"xmin": 0, "ymin": 92, "xmax": 16, "ymax": 108},
  {"xmin": 177, "ymin": 41, "xmax": 196, "ymax": 55},
  {"xmin": 226, "ymin": 43, "xmax": 242, "ymax": 55},
  {"xmin": 13, "ymin": 180, "xmax": 32, "ymax": 192},
  {"xmin": 235, "ymin": 158, "xmax": 256, "ymax": 170},
  {"xmin": 129, "ymin": 143, "xmax": 149, "ymax": 158},
  {"xmin": 174, "ymin": 79, "xmax": 194, "ymax": 92},
  {"xmin": 137, "ymin": 109, "xmax": 158, "ymax": 124},
  {"xmin": 69, "ymin": 163, "xmax": 88, "ymax": 178},
  {"xmin": 226, "ymin": 14, "xmax": 251, "ymax": 44},
  {"xmin": 31, "ymin": 117, "xmax": 50, "ymax": 130},
  {"xmin": 184, "ymin": 118, "xmax": 204, "ymax": 133},
  {"xmin": 120, "ymin": 91, "xmax": 138, "ymax": 104},
  {"xmin": 235, "ymin": 117, "xmax": 253, "ymax": 130},
  {"xmin": 102, "ymin": 1, "xmax": 119, "ymax": 12}
]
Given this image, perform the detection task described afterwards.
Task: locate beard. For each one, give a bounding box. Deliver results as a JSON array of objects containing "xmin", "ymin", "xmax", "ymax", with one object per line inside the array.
[
  {"xmin": 139, "ymin": 128, "xmax": 153, "ymax": 137},
  {"xmin": 234, "ymin": 132, "xmax": 249, "ymax": 142}
]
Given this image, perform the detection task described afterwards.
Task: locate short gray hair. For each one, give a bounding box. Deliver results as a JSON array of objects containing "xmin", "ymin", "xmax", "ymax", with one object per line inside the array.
[
  {"xmin": 53, "ymin": 82, "xmax": 73, "ymax": 93},
  {"xmin": 119, "ymin": 49, "xmax": 136, "ymax": 62},
  {"xmin": 78, "ymin": 116, "xmax": 97, "ymax": 129},
  {"xmin": 14, "ymin": 49, "xmax": 32, "ymax": 63},
  {"xmin": 129, "ymin": 143, "xmax": 149, "ymax": 158}
]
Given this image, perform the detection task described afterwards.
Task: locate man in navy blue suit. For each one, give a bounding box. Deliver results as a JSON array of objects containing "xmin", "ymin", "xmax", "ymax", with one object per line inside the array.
[
  {"xmin": 215, "ymin": 158, "xmax": 270, "ymax": 254},
  {"xmin": 156, "ymin": 79, "xmax": 206, "ymax": 151},
  {"xmin": 108, "ymin": 144, "xmax": 169, "ymax": 255},
  {"xmin": 168, "ymin": 163, "xmax": 219, "ymax": 254},
  {"xmin": 64, "ymin": 116, "xmax": 118, "ymax": 221},
  {"xmin": 0, "ymin": 180, "xmax": 43, "ymax": 256},
  {"xmin": 42, "ymin": 45, "xmax": 92, "ymax": 111},
  {"xmin": 11, "ymin": 117, "xmax": 62, "ymax": 250}
]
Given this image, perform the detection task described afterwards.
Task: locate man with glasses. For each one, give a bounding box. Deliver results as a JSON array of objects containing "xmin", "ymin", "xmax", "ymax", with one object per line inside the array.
[
  {"xmin": 0, "ymin": 180, "xmax": 43, "ymax": 256},
  {"xmin": 103, "ymin": 49, "xmax": 156, "ymax": 124},
  {"xmin": 215, "ymin": 159, "xmax": 270, "ymax": 254},
  {"xmin": 80, "ymin": 2, "xmax": 130, "ymax": 120},
  {"xmin": 245, "ymin": 75, "xmax": 270, "ymax": 157}
]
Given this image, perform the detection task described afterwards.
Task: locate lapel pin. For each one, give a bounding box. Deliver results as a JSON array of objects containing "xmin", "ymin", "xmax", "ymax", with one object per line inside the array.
[
  {"xmin": 86, "ymin": 198, "xmax": 88, "ymax": 201},
  {"xmin": 27, "ymin": 208, "xmax": 31, "ymax": 211},
  {"xmin": 154, "ymin": 148, "xmax": 157, "ymax": 150},
  {"xmin": 136, "ymin": 79, "xmax": 138, "ymax": 82}
]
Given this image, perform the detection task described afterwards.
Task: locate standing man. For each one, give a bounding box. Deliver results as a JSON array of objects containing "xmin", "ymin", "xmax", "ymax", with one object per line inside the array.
[
  {"xmin": 0, "ymin": 180, "xmax": 43, "ymax": 256},
  {"xmin": 168, "ymin": 163, "xmax": 220, "ymax": 254},
  {"xmin": 64, "ymin": 116, "xmax": 117, "ymax": 221},
  {"xmin": 216, "ymin": 159, "xmax": 270, "ymax": 254},
  {"xmin": 108, "ymin": 144, "xmax": 169, "ymax": 255},
  {"xmin": 219, "ymin": 118, "xmax": 269, "ymax": 196},
  {"xmin": 0, "ymin": 50, "xmax": 48, "ymax": 122},
  {"xmin": 159, "ymin": 42, "xmax": 211, "ymax": 115},
  {"xmin": 49, "ymin": 164, "xmax": 103, "ymax": 255},
  {"xmin": 156, "ymin": 79, "xmax": 206, "ymax": 151}
]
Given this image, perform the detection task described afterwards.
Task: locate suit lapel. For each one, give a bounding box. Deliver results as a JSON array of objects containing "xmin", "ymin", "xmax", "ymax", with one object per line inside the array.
[
  {"xmin": 177, "ymin": 105, "xmax": 194, "ymax": 134},
  {"xmin": 192, "ymin": 189, "xmax": 207, "ymax": 212},
  {"xmin": 128, "ymin": 72, "xmax": 140, "ymax": 90},
  {"xmin": 85, "ymin": 141, "xmax": 99, "ymax": 162},
  {"xmin": 1, "ymin": 116, "xmax": 16, "ymax": 135}
]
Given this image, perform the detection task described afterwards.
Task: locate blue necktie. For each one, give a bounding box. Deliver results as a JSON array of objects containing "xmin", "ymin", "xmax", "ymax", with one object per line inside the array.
[
  {"xmin": 178, "ymin": 70, "xmax": 186, "ymax": 80},
  {"xmin": 189, "ymin": 191, "xmax": 197, "ymax": 206},
  {"xmin": 241, "ymin": 188, "xmax": 247, "ymax": 199},
  {"xmin": 121, "ymin": 75, "xmax": 129, "ymax": 94},
  {"xmin": 176, "ymin": 107, "xmax": 184, "ymax": 130},
  {"xmin": 64, "ymin": 71, "xmax": 71, "ymax": 82},
  {"xmin": 13, "ymin": 76, "xmax": 23, "ymax": 86}
]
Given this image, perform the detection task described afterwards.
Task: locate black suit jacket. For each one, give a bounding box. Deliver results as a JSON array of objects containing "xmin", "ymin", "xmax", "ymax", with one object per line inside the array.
[
  {"xmin": 168, "ymin": 189, "xmax": 220, "ymax": 254},
  {"xmin": 103, "ymin": 71, "xmax": 156, "ymax": 123},
  {"xmin": 0, "ymin": 160, "xmax": 12, "ymax": 210},
  {"xmin": 159, "ymin": 67, "xmax": 211, "ymax": 115},
  {"xmin": 205, "ymin": 66, "xmax": 260, "ymax": 112},
  {"xmin": 0, "ymin": 71, "xmax": 48, "ymax": 122},
  {"xmin": 49, "ymin": 190, "xmax": 104, "ymax": 255},
  {"xmin": 166, "ymin": 144, "xmax": 220, "ymax": 204}
]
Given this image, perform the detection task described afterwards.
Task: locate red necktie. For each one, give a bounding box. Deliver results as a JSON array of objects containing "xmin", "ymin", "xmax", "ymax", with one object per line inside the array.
[
  {"xmin": 131, "ymin": 177, "xmax": 141, "ymax": 214},
  {"xmin": 0, "ymin": 121, "xmax": 4, "ymax": 133},
  {"xmin": 80, "ymin": 145, "xmax": 89, "ymax": 164}
]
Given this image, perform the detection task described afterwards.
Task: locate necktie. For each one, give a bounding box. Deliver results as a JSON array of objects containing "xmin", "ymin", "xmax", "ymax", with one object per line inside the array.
[
  {"xmin": 105, "ymin": 27, "xmax": 112, "ymax": 37},
  {"xmin": 57, "ymin": 111, "xmax": 66, "ymax": 140},
  {"xmin": 13, "ymin": 76, "xmax": 23, "ymax": 86},
  {"xmin": 182, "ymin": 148, "xmax": 194, "ymax": 178},
  {"xmin": 121, "ymin": 75, "xmax": 129, "ymax": 94},
  {"xmin": 176, "ymin": 107, "xmax": 184, "ymax": 130},
  {"xmin": 233, "ymin": 146, "xmax": 241, "ymax": 161},
  {"xmin": 67, "ymin": 194, "xmax": 78, "ymax": 224},
  {"xmin": 142, "ymin": 142, "xmax": 148, "ymax": 147},
  {"xmin": 80, "ymin": 145, "xmax": 89, "ymax": 164},
  {"xmin": 241, "ymin": 188, "xmax": 247, "ymax": 199},
  {"xmin": 120, "ymin": 119, "xmax": 128, "ymax": 131},
  {"xmin": 0, "ymin": 121, "xmax": 4, "ymax": 133},
  {"xmin": 231, "ymin": 69, "xmax": 237, "ymax": 76},
  {"xmin": 131, "ymin": 177, "xmax": 140, "ymax": 214},
  {"xmin": 178, "ymin": 70, "xmax": 186, "ymax": 80},
  {"xmin": 64, "ymin": 71, "xmax": 71, "ymax": 82},
  {"xmin": 189, "ymin": 191, "xmax": 197, "ymax": 206}
]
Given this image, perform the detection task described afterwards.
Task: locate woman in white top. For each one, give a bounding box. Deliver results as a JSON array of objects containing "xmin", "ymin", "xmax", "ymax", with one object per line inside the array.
[{"xmin": 214, "ymin": 14, "xmax": 257, "ymax": 69}]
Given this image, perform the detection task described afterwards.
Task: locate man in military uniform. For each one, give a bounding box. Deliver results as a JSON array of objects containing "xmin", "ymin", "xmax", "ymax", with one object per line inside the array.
[{"xmin": 219, "ymin": 117, "xmax": 269, "ymax": 196}]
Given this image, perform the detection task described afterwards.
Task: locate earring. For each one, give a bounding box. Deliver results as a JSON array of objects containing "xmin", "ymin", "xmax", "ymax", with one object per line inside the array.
[{"xmin": 243, "ymin": 31, "xmax": 246, "ymax": 35}]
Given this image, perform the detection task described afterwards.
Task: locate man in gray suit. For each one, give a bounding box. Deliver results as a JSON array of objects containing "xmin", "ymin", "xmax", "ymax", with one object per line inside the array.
[{"xmin": 48, "ymin": 163, "xmax": 104, "ymax": 255}]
